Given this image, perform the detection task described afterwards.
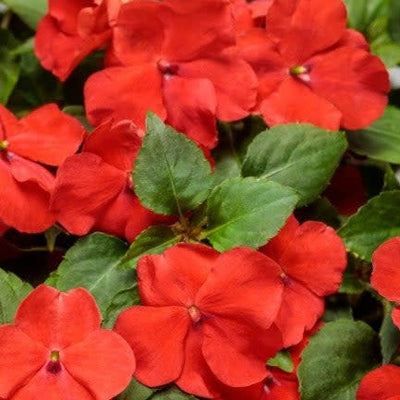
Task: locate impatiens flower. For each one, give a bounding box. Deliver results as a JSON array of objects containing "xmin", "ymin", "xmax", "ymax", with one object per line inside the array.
[
  {"xmin": 51, "ymin": 119, "xmax": 169, "ymax": 241},
  {"xmin": 84, "ymin": 0, "xmax": 257, "ymax": 149},
  {"xmin": 371, "ymin": 237, "xmax": 400, "ymax": 329},
  {"xmin": 357, "ymin": 364, "xmax": 400, "ymax": 400},
  {"xmin": 35, "ymin": 0, "xmax": 121, "ymax": 81},
  {"xmin": 0, "ymin": 284, "xmax": 135, "ymax": 400},
  {"xmin": 114, "ymin": 243, "xmax": 284, "ymax": 398},
  {"xmin": 239, "ymin": 0, "xmax": 390, "ymax": 130},
  {"xmin": 0, "ymin": 104, "xmax": 85, "ymax": 233},
  {"xmin": 260, "ymin": 216, "xmax": 346, "ymax": 347}
]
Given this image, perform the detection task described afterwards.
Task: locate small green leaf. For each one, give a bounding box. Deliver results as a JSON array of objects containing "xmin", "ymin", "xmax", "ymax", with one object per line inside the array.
[
  {"xmin": 2, "ymin": 0, "xmax": 47, "ymax": 29},
  {"xmin": 389, "ymin": 0, "xmax": 400, "ymax": 43},
  {"xmin": 150, "ymin": 387, "xmax": 197, "ymax": 400},
  {"xmin": 242, "ymin": 124, "xmax": 347, "ymax": 206},
  {"xmin": 46, "ymin": 233, "xmax": 135, "ymax": 317},
  {"xmin": 298, "ymin": 320, "xmax": 381, "ymax": 400},
  {"xmin": 116, "ymin": 378, "xmax": 154, "ymax": 400},
  {"xmin": 267, "ymin": 351, "xmax": 294, "ymax": 373},
  {"xmin": 347, "ymin": 107, "xmax": 400, "ymax": 163},
  {"xmin": 205, "ymin": 177, "xmax": 298, "ymax": 251},
  {"xmin": 119, "ymin": 226, "xmax": 180, "ymax": 270},
  {"xmin": 339, "ymin": 191, "xmax": 400, "ymax": 261},
  {"xmin": 0, "ymin": 30, "xmax": 20, "ymax": 104},
  {"xmin": 0, "ymin": 269, "xmax": 32, "ymax": 324},
  {"xmin": 134, "ymin": 113, "xmax": 213, "ymax": 216}
]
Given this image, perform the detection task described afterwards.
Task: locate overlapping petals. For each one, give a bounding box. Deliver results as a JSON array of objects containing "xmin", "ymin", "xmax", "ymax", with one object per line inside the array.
[
  {"xmin": 115, "ymin": 244, "xmax": 284, "ymax": 398},
  {"xmin": 0, "ymin": 285, "xmax": 135, "ymax": 400}
]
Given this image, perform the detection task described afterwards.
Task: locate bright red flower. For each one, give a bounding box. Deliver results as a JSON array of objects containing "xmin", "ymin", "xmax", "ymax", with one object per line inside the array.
[
  {"xmin": 51, "ymin": 119, "xmax": 169, "ymax": 241},
  {"xmin": 357, "ymin": 364, "xmax": 400, "ymax": 400},
  {"xmin": 114, "ymin": 244, "xmax": 284, "ymax": 398},
  {"xmin": 0, "ymin": 284, "xmax": 135, "ymax": 400},
  {"xmin": 0, "ymin": 104, "xmax": 85, "ymax": 233},
  {"xmin": 260, "ymin": 216, "xmax": 346, "ymax": 347},
  {"xmin": 35, "ymin": 0, "xmax": 121, "ymax": 81},
  {"xmin": 239, "ymin": 0, "xmax": 389, "ymax": 130},
  {"xmin": 371, "ymin": 237, "xmax": 400, "ymax": 329},
  {"xmin": 84, "ymin": 0, "xmax": 257, "ymax": 149}
]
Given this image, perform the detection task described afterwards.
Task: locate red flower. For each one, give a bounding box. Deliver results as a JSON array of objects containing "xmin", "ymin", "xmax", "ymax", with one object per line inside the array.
[
  {"xmin": 84, "ymin": 0, "xmax": 257, "ymax": 149},
  {"xmin": 0, "ymin": 285, "xmax": 135, "ymax": 400},
  {"xmin": 371, "ymin": 237, "xmax": 400, "ymax": 329},
  {"xmin": 260, "ymin": 216, "xmax": 346, "ymax": 347},
  {"xmin": 0, "ymin": 104, "xmax": 85, "ymax": 233},
  {"xmin": 357, "ymin": 364, "xmax": 400, "ymax": 400},
  {"xmin": 114, "ymin": 244, "xmax": 284, "ymax": 398},
  {"xmin": 51, "ymin": 119, "xmax": 169, "ymax": 241},
  {"xmin": 35, "ymin": 0, "xmax": 121, "ymax": 81},
  {"xmin": 239, "ymin": 0, "xmax": 389, "ymax": 130}
]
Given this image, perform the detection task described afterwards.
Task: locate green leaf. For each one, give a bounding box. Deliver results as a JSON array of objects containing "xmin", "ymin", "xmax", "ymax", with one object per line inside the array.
[
  {"xmin": 0, "ymin": 30, "xmax": 20, "ymax": 104},
  {"xmin": 118, "ymin": 225, "xmax": 180, "ymax": 270},
  {"xmin": 205, "ymin": 177, "xmax": 298, "ymax": 251},
  {"xmin": 150, "ymin": 387, "xmax": 197, "ymax": 400},
  {"xmin": 242, "ymin": 124, "xmax": 347, "ymax": 206},
  {"xmin": 267, "ymin": 351, "xmax": 294, "ymax": 373},
  {"xmin": 0, "ymin": 269, "xmax": 32, "ymax": 324},
  {"xmin": 134, "ymin": 113, "xmax": 213, "ymax": 216},
  {"xmin": 298, "ymin": 320, "xmax": 381, "ymax": 400},
  {"xmin": 347, "ymin": 107, "xmax": 400, "ymax": 163},
  {"xmin": 389, "ymin": 0, "xmax": 400, "ymax": 43},
  {"xmin": 46, "ymin": 233, "xmax": 135, "ymax": 317},
  {"xmin": 339, "ymin": 191, "xmax": 400, "ymax": 261},
  {"xmin": 380, "ymin": 301, "xmax": 400, "ymax": 364},
  {"xmin": 343, "ymin": 0, "xmax": 389, "ymax": 32},
  {"xmin": 116, "ymin": 378, "xmax": 154, "ymax": 400},
  {"xmin": 2, "ymin": 0, "xmax": 47, "ymax": 29}
]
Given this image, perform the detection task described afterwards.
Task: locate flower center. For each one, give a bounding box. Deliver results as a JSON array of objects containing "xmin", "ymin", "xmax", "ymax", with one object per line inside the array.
[
  {"xmin": 280, "ymin": 271, "xmax": 290, "ymax": 285},
  {"xmin": 157, "ymin": 59, "xmax": 179, "ymax": 76},
  {"xmin": 289, "ymin": 64, "xmax": 311, "ymax": 83},
  {"xmin": 0, "ymin": 140, "xmax": 8, "ymax": 151},
  {"xmin": 188, "ymin": 305, "xmax": 202, "ymax": 323},
  {"xmin": 46, "ymin": 350, "xmax": 61, "ymax": 374}
]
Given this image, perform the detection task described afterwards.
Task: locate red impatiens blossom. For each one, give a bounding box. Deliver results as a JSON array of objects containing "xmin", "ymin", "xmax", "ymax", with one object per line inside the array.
[
  {"xmin": 260, "ymin": 216, "xmax": 346, "ymax": 347},
  {"xmin": 51, "ymin": 119, "xmax": 169, "ymax": 241},
  {"xmin": 357, "ymin": 364, "xmax": 400, "ymax": 400},
  {"xmin": 114, "ymin": 243, "xmax": 284, "ymax": 398},
  {"xmin": 0, "ymin": 104, "xmax": 85, "ymax": 233},
  {"xmin": 371, "ymin": 237, "xmax": 400, "ymax": 329},
  {"xmin": 84, "ymin": 0, "xmax": 257, "ymax": 149},
  {"xmin": 35, "ymin": 0, "xmax": 121, "ymax": 81},
  {"xmin": 0, "ymin": 284, "xmax": 135, "ymax": 400},
  {"xmin": 239, "ymin": 0, "xmax": 390, "ymax": 130}
]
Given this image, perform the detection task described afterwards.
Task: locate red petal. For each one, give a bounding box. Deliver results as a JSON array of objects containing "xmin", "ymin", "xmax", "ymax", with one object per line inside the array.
[
  {"xmin": 258, "ymin": 78, "xmax": 342, "ymax": 130},
  {"xmin": 371, "ymin": 238, "xmax": 400, "ymax": 303},
  {"xmin": 163, "ymin": 75, "xmax": 218, "ymax": 149},
  {"xmin": 83, "ymin": 119, "xmax": 142, "ymax": 172},
  {"xmin": 0, "ymin": 325, "xmax": 48, "ymax": 399},
  {"xmin": 11, "ymin": 364, "xmax": 94, "ymax": 400},
  {"xmin": 197, "ymin": 247, "xmax": 283, "ymax": 328},
  {"xmin": 161, "ymin": 0, "xmax": 235, "ymax": 62},
  {"xmin": 357, "ymin": 365, "xmax": 400, "ymax": 400},
  {"xmin": 114, "ymin": 305, "xmax": 190, "ymax": 387},
  {"xmin": 274, "ymin": 279, "xmax": 324, "ymax": 347},
  {"xmin": 62, "ymin": 330, "xmax": 135, "ymax": 400},
  {"xmin": 0, "ymin": 104, "xmax": 19, "ymax": 140},
  {"xmin": 309, "ymin": 46, "xmax": 389, "ymax": 129},
  {"xmin": 178, "ymin": 56, "xmax": 257, "ymax": 121},
  {"xmin": 176, "ymin": 328, "xmax": 221, "ymax": 398},
  {"xmin": 84, "ymin": 65, "xmax": 165, "ymax": 128},
  {"xmin": 51, "ymin": 153, "xmax": 126, "ymax": 235},
  {"xmin": 202, "ymin": 317, "xmax": 282, "ymax": 387},
  {"xmin": 0, "ymin": 157, "xmax": 55, "ymax": 233},
  {"xmin": 262, "ymin": 219, "xmax": 347, "ymax": 297},
  {"xmin": 7, "ymin": 104, "xmax": 85, "ymax": 166},
  {"xmin": 137, "ymin": 243, "xmax": 218, "ymax": 307},
  {"xmin": 15, "ymin": 285, "xmax": 101, "ymax": 349},
  {"xmin": 265, "ymin": 0, "xmax": 347, "ymax": 63}
]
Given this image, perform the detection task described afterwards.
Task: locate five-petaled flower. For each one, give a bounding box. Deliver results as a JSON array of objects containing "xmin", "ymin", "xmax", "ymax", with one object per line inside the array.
[
  {"xmin": 114, "ymin": 243, "xmax": 284, "ymax": 398},
  {"xmin": 0, "ymin": 285, "xmax": 135, "ymax": 400}
]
